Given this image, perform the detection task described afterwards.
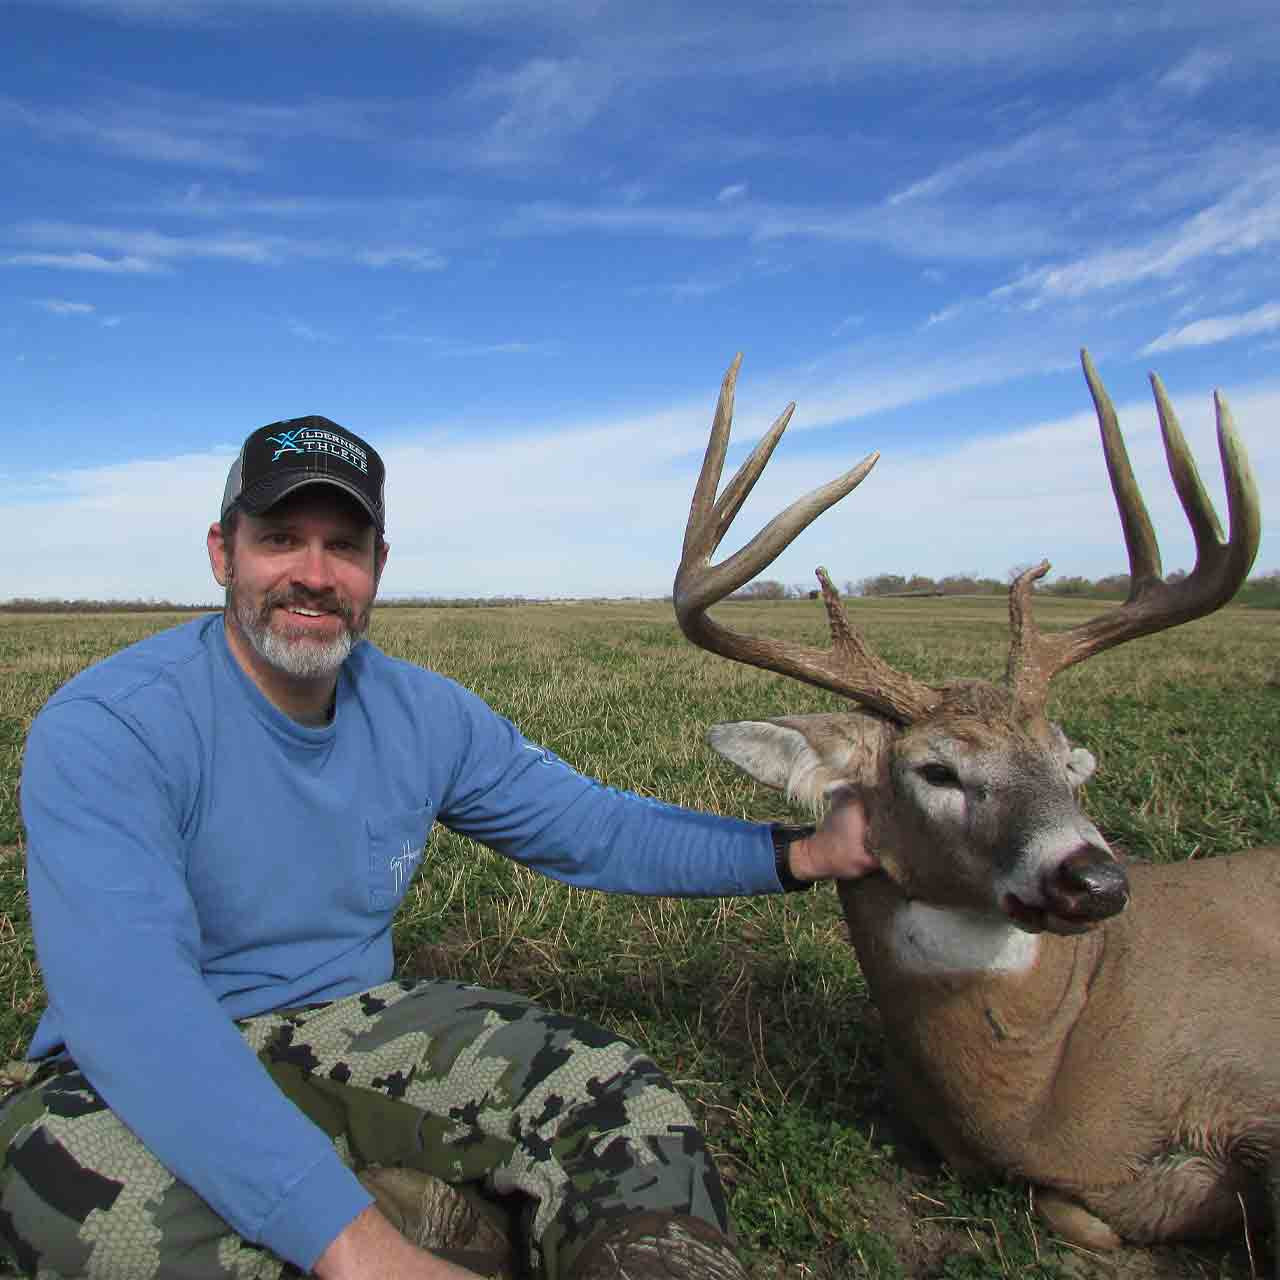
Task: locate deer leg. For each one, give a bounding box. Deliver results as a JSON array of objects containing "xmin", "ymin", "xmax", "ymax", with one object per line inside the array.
[{"xmin": 1033, "ymin": 1188, "xmax": 1124, "ymax": 1251}]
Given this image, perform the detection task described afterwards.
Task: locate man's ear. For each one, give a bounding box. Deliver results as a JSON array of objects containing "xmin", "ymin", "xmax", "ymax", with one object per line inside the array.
[
  {"xmin": 373, "ymin": 539, "xmax": 390, "ymax": 591},
  {"xmin": 208, "ymin": 523, "xmax": 231, "ymax": 587}
]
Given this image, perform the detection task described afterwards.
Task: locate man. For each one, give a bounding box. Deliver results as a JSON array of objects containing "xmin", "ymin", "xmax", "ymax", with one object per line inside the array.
[{"xmin": 2, "ymin": 416, "xmax": 874, "ymax": 1280}]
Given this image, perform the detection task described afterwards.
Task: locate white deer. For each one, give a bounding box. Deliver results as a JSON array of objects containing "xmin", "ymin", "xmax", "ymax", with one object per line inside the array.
[{"xmin": 675, "ymin": 351, "xmax": 1277, "ymax": 1260}]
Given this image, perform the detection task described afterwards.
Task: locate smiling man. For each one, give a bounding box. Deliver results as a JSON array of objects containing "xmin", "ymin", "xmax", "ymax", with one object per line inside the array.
[{"xmin": 3, "ymin": 415, "xmax": 875, "ymax": 1280}]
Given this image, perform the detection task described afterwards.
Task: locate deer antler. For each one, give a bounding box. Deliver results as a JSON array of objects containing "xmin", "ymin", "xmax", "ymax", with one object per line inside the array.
[
  {"xmin": 674, "ymin": 354, "xmax": 940, "ymax": 724},
  {"xmin": 1006, "ymin": 349, "xmax": 1261, "ymax": 714}
]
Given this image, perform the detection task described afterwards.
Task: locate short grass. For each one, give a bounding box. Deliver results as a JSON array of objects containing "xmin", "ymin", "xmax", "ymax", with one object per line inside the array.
[{"xmin": 1, "ymin": 597, "xmax": 1277, "ymax": 1279}]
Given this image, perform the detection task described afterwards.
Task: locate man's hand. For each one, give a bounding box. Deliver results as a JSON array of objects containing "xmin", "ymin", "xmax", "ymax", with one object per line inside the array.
[
  {"xmin": 786, "ymin": 788, "xmax": 879, "ymax": 884},
  {"xmin": 313, "ymin": 1205, "xmax": 483, "ymax": 1280}
]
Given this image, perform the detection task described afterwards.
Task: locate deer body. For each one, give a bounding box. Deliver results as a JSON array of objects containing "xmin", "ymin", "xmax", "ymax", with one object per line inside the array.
[
  {"xmin": 674, "ymin": 352, "xmax": 1269, "ymax": 1256},
  {"xmin": 843, "ymin": 851, "xmax": 1280, "ymax": 1247}
]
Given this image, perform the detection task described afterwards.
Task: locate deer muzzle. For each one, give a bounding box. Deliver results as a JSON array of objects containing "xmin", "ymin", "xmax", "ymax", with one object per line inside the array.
[
  {"xmin": 1002, "ymin": 846, "xmax": 1130, "ymax": 934},
  {"xmin": 1045, "ymin": 846, "xmax": 1130, "ymax": 930}
]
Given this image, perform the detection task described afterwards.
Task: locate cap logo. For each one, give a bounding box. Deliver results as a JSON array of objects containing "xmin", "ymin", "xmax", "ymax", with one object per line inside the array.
[
  {"xmin": 266, "ymin": 428, "xmax": 306, "ymax": 460},
  {"xmin": 266, "ymin": 425, "xmax": 370, "ymax": 473}
]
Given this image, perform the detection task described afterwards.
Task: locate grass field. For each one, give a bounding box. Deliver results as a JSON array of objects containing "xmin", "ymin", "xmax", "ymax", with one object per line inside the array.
[{"xmin": 1, "ymin": 596, "xmax": 1277, "ymax": 1279}]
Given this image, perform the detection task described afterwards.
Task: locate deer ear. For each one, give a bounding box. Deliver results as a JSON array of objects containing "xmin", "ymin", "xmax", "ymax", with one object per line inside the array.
[
  {"xmin": 708, "ymin": 713, "xmax": 889, "ymax": 809},
  {"xmin": 706, "ymin": 720, "xmax": 813, "ymax": 792}
]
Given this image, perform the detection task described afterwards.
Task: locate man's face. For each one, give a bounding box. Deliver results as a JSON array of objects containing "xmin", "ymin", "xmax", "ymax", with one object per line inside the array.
[{"xmin": 208, "ymin": 487, "xmax": 388, "ymax": 682}]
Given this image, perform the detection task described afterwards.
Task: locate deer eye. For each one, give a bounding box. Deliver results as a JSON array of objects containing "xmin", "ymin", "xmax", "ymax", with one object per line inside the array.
[{"xmin": 918, "ymin": 763, "xmax": 962, "ymax": 788}]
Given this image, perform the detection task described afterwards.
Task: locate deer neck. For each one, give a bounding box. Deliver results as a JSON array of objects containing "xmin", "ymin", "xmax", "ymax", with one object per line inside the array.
[
  {"xmin": 839, "ymin": 876, "xmax": 1105, "ymax": 1046},
  {"xmin": 888, "ymin": 899, "xmax": 1042, "ymax": 977}
]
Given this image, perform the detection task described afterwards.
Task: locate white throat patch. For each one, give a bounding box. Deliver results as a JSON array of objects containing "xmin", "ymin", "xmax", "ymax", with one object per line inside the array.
[{"xmin": 890, "ymin": 902, "xmax": 1040, "ymax": 977}]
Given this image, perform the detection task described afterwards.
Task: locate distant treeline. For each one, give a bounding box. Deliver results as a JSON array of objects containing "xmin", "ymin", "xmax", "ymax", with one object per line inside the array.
[
  {"xmin": 6, "ymin": 575, "xmax": 1278, "ymax": 614},
  {"xmin": 730, "ymin": 570, "xmax": 1280, "ymax": 609},
  {"xmin": 0, "ymin": 596, "xmax": 551, "ymax": 614}
]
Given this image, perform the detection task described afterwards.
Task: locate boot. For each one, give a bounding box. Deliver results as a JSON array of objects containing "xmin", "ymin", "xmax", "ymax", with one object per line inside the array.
[
  {"xmin": 568, "ymin": 1213, "xmax": 749, "ymax": 1280},
  {"xmin": 357, "ymin": 1165, "xmax": 517, "ymax": 1278}
]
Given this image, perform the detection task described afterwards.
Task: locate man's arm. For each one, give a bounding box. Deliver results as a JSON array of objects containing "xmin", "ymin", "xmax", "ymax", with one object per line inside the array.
[
  {"xmin": 433, "ymin": 679, "xmax": 876, "ymax": 897},
  {"xmin": 21, "ymin": 700, "xmax": 372, "ymax": 1272}
]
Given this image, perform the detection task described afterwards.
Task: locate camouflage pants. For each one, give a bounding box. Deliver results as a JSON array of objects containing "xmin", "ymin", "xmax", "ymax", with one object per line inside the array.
[{"xmin": 0, "ymin": 979, "xmax": 729, "ymax": 1279}]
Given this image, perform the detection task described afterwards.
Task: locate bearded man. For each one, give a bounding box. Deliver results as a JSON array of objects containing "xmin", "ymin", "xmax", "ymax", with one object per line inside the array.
[{"xmin": 3, "ymin": 415, "xmax": 874, "ymax": 1280}]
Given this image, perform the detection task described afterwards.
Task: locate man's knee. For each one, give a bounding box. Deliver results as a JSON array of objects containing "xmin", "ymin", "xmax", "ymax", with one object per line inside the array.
[{"xmin": 0, "ymin": 1067, "xmax": 275, "ymax": 1280}]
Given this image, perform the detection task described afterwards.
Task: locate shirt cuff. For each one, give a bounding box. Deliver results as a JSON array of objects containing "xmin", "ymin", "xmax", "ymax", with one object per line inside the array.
[{"xmin": 257, "ymin": 1154, "xmax": 374, "ymax": 1272}]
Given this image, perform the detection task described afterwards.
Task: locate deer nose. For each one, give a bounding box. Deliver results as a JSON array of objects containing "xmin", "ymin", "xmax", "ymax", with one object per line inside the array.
[{"xmin": 1043, "ymin": 847, "xmax": 1130, "ymax": 923}]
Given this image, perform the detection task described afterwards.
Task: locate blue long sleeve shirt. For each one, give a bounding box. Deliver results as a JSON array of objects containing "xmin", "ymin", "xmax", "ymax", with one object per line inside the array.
[{"xmin": 19, "ymin": 614, "xmax": 780, "ymax": 1271}]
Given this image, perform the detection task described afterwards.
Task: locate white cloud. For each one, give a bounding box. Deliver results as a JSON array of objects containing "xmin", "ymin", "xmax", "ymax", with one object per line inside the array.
[
  {"xmin": 717, "ymin": 183, "xmax": 748, "ymax": 203},
  {"xmin": 5, "ymin": 375, "xmax": 1275, "ymax": 604},
  {"xmin": 1144, "ymin": 302, "xmax": 1280, "ymax": 354}
]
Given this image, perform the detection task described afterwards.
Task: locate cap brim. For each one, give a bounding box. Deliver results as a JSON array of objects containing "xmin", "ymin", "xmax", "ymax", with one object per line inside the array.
[{"xmin": 236, "ymin": 472, "xmax": 384, "ymax": 531}]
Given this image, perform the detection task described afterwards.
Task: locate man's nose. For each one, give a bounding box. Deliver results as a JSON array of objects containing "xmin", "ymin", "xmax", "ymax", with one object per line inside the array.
[{"xmin": 292, "ymin": 541, "xmax": 337, "ymax": 591}]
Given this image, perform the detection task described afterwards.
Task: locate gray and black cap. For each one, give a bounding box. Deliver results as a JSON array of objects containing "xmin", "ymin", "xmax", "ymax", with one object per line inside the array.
[{"xmin": 221, "ymin": 415, "xmax": 385, "ymax": 532}]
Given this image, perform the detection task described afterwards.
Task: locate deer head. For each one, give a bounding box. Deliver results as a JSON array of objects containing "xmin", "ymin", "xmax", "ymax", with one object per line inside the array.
[{"xmin": 677, "ymin": 352, "xmax": 1261, "ymax": 934}]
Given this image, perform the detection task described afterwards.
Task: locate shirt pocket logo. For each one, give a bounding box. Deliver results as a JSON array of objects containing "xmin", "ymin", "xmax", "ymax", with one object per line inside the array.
[{"xmin": 366, "ymin": 804, "xmax": 433, "ymax": 912}]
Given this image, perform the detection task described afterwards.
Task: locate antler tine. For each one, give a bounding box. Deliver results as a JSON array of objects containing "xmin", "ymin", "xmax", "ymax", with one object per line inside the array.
[
  {"xmin": 675, "ymin": 356, "xmax": 940, "ymax": 724},
  {"xmin": 1009, "ymin": 350, "xmax": 1262, "ymax": 713},
  {"xmin": 681, "ymin": 354, "xmax": 741, "ymax": 567},
  {"xmin": 679, "ymin": 355, "xmax": 801, "ymax": 609},
  {"xmin": 1081, "ymin": 349, "xmax": 1163, "ymax": 587}
]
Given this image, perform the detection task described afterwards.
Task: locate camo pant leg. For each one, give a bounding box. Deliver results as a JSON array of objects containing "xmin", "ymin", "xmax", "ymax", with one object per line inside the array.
[
  {"xmin": 0, "ymin": 1057, "xmax": 302, "ymax": 1280},
  {"xmin": 0, "ymin": 979, "xmax": 729, "ymax": 1279}
]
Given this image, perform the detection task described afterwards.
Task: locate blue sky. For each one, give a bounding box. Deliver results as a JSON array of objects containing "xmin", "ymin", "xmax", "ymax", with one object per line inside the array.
[{"xmin": 4, "ymin": 0, "xmax": 1278, "ymax": 603}]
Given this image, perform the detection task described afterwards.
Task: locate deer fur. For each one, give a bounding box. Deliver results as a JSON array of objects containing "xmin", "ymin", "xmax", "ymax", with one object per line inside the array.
[{"xmin": 710, "ymin": 698, "xmax": 1280, "ymax": 1255}]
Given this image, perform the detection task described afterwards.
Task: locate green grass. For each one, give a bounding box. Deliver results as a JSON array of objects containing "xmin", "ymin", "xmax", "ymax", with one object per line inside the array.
[{"xmin": 2, "ymin": 597, "xmax": 1277, "ymax": 1279}]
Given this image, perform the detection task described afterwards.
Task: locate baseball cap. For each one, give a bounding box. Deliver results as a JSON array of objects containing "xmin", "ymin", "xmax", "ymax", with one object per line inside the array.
[{"xmin": 221, "ymin": 415, "xmax": 385, "ymax": 532}]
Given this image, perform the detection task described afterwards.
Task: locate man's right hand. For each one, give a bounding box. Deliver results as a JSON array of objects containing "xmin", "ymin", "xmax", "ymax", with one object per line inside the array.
[{"xmin": 312, "ymin": 1205, "xmax": 484, "ymax": 1280}]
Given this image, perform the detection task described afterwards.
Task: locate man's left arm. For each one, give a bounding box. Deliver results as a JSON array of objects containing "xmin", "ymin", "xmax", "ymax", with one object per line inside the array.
[{"xmin": 435, "ymin": 682, "xmax": 877, "ymax": 897}]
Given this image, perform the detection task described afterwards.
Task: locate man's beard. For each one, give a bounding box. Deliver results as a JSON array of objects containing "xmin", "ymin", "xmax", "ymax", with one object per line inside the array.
[{"xmin": 228, "ymin": 581, "xmax": 369, "ymax": 679}]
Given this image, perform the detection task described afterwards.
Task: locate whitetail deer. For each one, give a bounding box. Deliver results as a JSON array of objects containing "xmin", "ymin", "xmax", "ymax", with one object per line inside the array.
[{"xmin": 676, "ymin": 351, "xmax": 1277, "ymax": 1258}]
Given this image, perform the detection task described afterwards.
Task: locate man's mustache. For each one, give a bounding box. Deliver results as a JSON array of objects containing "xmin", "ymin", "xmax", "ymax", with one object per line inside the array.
[{"xmin": 260, "ymin": 587, "xmax": 357, "ymax": 627}]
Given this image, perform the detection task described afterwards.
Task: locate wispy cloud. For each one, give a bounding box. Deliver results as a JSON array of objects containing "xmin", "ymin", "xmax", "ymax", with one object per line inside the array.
[
  {"xmin": 286, "ymin": 319, "xmax": 336, "ymax": 343},
  {"xmin": 355, "ymin": 247, "xmax": 447, "ymax": 271},
  {"xmin": 4, "ymin": 251, "xmax": 161, "ymax": 273},
  {"xmin": 993, "ymin": 166, "xmax": 1280, "ymax": 308},
  {"xmin": 33, "ymin": 298, "xmax": 96, "ymax": 315},
  {"xmin": 0, "ymin": 89, "xmax": 380, "ymax": 172},
  {"xmin": 458, "ymin": 57, "xmax": 613, "ymax": 170},
  {"xmin": 382, "ymin": 334, "xmax": 548, "ymax": 358},
  {"xmin": 8, "ymin": 221, "xmax": 449, "ymax": 275},
  {"xmin": 1144, "ymin": 301, "xmax": 1280, "ymax": 354},
  {"xmin": 1159, "ymin": 48, "xmax": 1231, "ymax": 95},
  {"xmin": 510, "ymin": 195, "xmax": 1059, "ymax": 261}
]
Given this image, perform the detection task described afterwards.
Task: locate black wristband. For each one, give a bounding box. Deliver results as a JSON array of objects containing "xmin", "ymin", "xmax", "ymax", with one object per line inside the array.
[{"xmin": 770, "ymin": 823, "xmax": 817, "ymax": 892}]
